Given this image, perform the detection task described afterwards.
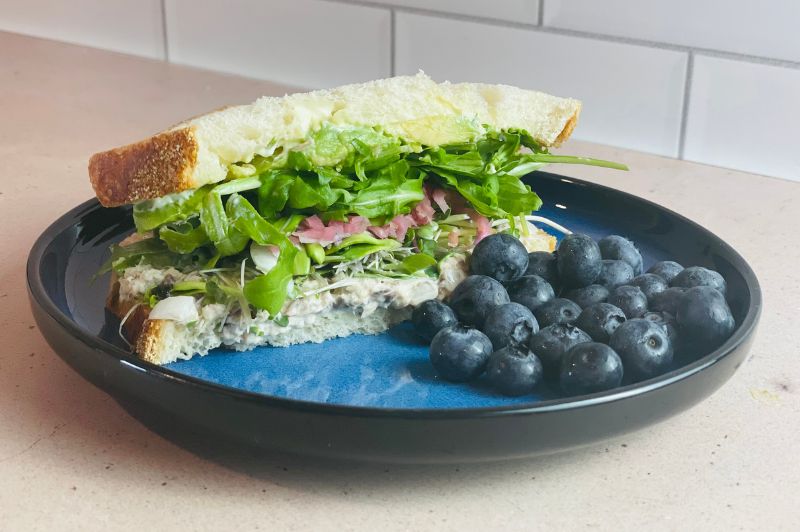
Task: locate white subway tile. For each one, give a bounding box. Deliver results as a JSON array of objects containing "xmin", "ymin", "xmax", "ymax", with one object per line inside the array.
[
  {"xmin": 364, "ymin": 0, "xmax": 539, "ymax": 24},
  {"xmin": 395, "ymin": 13, "xmax": 687, "ymax": 156},
  {"xmin": 684, "ymin": 56, "xmax": 800, "ymax": 180},
  {"xmin": 544, "ymin": 0, "xmax": 800, "ymax": 63},
  {"xmin": 165, "ymin": 0, "xmax": 391, "ymax": 89},
  {"xmin": 0, "ymin": 0, "xmax": 164, "ymax": 59}
]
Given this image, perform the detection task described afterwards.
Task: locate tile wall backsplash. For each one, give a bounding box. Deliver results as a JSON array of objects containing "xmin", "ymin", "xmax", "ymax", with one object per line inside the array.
[
  {"xmin": 0, "ymin": 0, "xmax": 165, "ymax": 59},
  {"xmin": 165, "ymin": 0, "xmax": 391, "ymax": 89},
  {"xmin": 395, "ymin": 13, "xmax": 687, "ymax": 157},
  {"xmin": 684, "ymin": 56, "xmax": 800, "ymax": 180},
  {"xmin": 1, "ymin": 0, "xmax": 798, "ymax": 180}
]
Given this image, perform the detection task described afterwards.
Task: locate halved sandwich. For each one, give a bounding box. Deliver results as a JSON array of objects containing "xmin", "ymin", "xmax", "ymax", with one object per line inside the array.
[{"xmin": 91, "ymin": 73, "xmax": 625, "ymax": 365}]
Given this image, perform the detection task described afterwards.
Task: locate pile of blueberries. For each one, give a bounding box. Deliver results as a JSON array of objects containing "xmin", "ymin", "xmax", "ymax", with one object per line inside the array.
[{"xmin": 411, "ymin": 232, "xmax": 736, "ymax": 397}]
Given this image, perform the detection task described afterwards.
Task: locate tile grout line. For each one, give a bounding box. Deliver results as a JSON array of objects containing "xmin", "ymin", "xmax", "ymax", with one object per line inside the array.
[
  {"xmin": 160, "ymin": 0, "xmax": 169, "ymax": 62},
  {"xmin": 537, "ymin": 0, "xmax": 545, "ymax": 26},
  {"xmin": 317, "ymin": 0, "xmax": 800, "ymax": 70},
  {"xmin": 390, "ymin": 9, "xmax": 396, "ymax": 76},
  {"xmin": 678, "ymin": 52, "xmax": 695, "ymax": 159}
]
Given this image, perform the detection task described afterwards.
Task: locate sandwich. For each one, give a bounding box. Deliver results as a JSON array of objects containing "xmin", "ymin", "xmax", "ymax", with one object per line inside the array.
[{"xmin": 90, "ymin": 73, "xmax": 626, "ymax": 365}]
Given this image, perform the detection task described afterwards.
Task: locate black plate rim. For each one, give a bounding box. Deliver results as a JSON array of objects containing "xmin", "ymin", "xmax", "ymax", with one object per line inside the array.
[{"xmin": 27, "ymin": 172, "xmax": 763, "ymax": 419}]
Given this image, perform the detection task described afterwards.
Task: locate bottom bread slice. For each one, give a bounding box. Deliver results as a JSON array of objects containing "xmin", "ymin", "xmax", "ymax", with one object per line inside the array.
[
  {"xmin": 132, "ymin": 305, "xmax": 411, "ymax": 365},
  {"xmin": 108, "ymin": 272, "xmax": 442, "ymax": 365}
]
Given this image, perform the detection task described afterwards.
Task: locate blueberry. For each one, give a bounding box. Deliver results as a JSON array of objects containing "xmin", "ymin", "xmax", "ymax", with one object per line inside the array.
[
  {"xmin": 610, "ymin": 319, "xmax": 674, "ymax": 381},
  {"xmin": 411, "ymin": 299, "xmax": 458, "ymax": 342},
  {"xmin": 525, "ymin": 251, "xmax": 560, "ymax": 288},
  {"xmin": 429, "ymin": 325, "xmax": 493, "ymax": 382},
  {"xmin": 671, "ymin": 266, "xmax": 727, "ymax": 296},
  {"xmin": 506, "ymin": 275, "xmax": 555, "ymax": 312},
  {"xmin": 575, "ymin": 302, "xmax": 627, "ymax": 343},
  {"xmin": 564, "ymin": 284, "xmax": 609, "ymax": 309},
  {"xmin": 598, "ymin": 235, "xmax": 643, "ymax": 275},
  {"xmin": 556, "ymin": 234, "xmax": 602, "ymax": 288},
  {"xmin": 448, "ymin": 275, "xmax": 510, "ymax": 328},
  {"xmin": 608, "ymin": 285, "xmax": 648, "ymax": 318},
  {"xmin": 470, "ymin": 233, "xmax": 529, "ymax": 283},
  {"xmin": 482, "ymin": 302, "xmax": 539, "ymax": 350},
  {"xmin": 647, "ymin": 260, "xmax": 684, "ymax": 285},
  {"xmin": 533, "ymin": 298, "xmax": 582, "ymax": 328},
  {"xmin": 675, "ymin": 286, "xmax": 735, "ymax": 351},
  {"xmin": 628, "ymin": 273, "xmax": 668, "ymax": 301},
  {"xmin": 597, "ymin": 259, "xmax": 635, "ymax": 289},
  {"xmin": 642, "ymin": 311, "xmax": 680, "ymax": 348},
  {"xmin": 560, "ymin": 342, "xmax": 624, "ymax": 395},
  {"xmin": 529, "ymin": 324, "xmax": 592, "ymax": 378},
  {"xmin": 486, "ymin": 346, "xmax": 544, "ymax": 396},
  {"xmin": 649, "ymin": 287, "xmax": 687, "ymax": 315}
]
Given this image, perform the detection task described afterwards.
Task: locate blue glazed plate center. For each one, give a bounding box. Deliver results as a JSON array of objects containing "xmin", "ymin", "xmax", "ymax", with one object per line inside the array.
[{"xmin": 165, "ymin": 322, "xmax": 558, "ymax": 408}]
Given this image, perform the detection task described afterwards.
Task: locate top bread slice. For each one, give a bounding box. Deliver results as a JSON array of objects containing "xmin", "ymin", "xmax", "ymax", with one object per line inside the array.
[{"xmin": 89, "ymin": 73, "xmax": 581, "ymax": 207}]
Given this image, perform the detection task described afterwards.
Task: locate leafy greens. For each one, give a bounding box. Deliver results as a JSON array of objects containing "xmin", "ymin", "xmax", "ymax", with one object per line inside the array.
[{"xmin": 118, "ymin": 124, "xmax": 627, "ymax": 316}]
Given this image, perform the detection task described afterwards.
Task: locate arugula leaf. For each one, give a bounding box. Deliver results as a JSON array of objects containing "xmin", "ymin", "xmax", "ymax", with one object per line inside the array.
[
  {"xmin": 326, "ymin": 233, "xmax": 391, "ymax": 254},
  {"xmin": 520, "ymin": 153, "xmax": 629, "ymax": 171},
  {"xmin": 495, "ymin": 173, "xmax": 543, "ymax": 213},
  {"xmin": 200, "ymin": 192, "xmax": 249, "ymax": 257},
  {"xmin": 349, "ymin": 160, "xmax": 424, "ymax": 219},
  {"xmin": 243, "ymin": 260, "xmax": 295, "ymax": 316},
  {"xmin": 226, "ymin": 194, "xmax": 299, "ymax": 314},
  {"xmin": 257, "ymin": 170, "xmax": 296, "ymax": 219},
  {"xmin": 226, "ymin": 194, "xmax": 293, "ymax": 250},
  {"xmin": 133, "ymin": 187, "xmax": 208, "ymax": 232},
  {"xmin": 212, "ymin": 175, "xmax": 262, "ymax": 196},
  {"xmin": 275, "ymin": 214, "xmax": 306, "ymax": 234},
  {"xmin": 98, "ymin": 237, "xmax": 190, "ymax": 275},
  {"xmin": 339, "ymin": 240, "xmax": 401, "ymax": 261},
  {"xmin": 158, "ymin": 222, "xmax": 210, "ymax": 254},
  {"xmin": 396, "ymin": 253, "xmax": 437, "ymax": 273}
]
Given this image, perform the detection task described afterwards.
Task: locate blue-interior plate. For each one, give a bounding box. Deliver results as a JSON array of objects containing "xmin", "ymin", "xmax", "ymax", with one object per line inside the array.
[{"xmin": 27, "ymin": 172, "xmax": 762, "ymax": 462}]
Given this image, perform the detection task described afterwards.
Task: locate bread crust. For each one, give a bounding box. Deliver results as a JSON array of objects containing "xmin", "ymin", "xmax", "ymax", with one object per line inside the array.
[
  {"xmin": 135, "ymin": 318, "xmax": 167, "ymax": 365},
  {"xmin": 554, "ymin": 106, "xmax": 580, "ymax": 147},
  {"xmin": 89, "ymin": 127, "xmax": 198, "ymax": 207}
]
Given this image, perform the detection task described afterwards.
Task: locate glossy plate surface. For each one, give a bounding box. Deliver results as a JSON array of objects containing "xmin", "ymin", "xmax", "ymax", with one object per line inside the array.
[{"xmin": 27, "ymin": 172, "xmax": 761, "ymax": 462}]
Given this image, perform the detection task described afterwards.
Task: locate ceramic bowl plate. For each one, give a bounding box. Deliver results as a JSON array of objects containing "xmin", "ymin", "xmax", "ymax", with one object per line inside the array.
[{"xmin": 27, "ymin": 172, "xmax": 761, "ymax": 462}]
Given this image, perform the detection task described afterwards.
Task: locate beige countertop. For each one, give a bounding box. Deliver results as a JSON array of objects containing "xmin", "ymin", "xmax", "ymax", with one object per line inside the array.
[{"xmin": 1, "ymin": 31, "xmax": 798, "ymax": 531}]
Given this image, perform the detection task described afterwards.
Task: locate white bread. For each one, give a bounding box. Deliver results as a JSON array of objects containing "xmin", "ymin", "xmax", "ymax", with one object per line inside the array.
[{"xmin": 89, "ymin": 73, "xmax": 580, "ymax": 207}]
